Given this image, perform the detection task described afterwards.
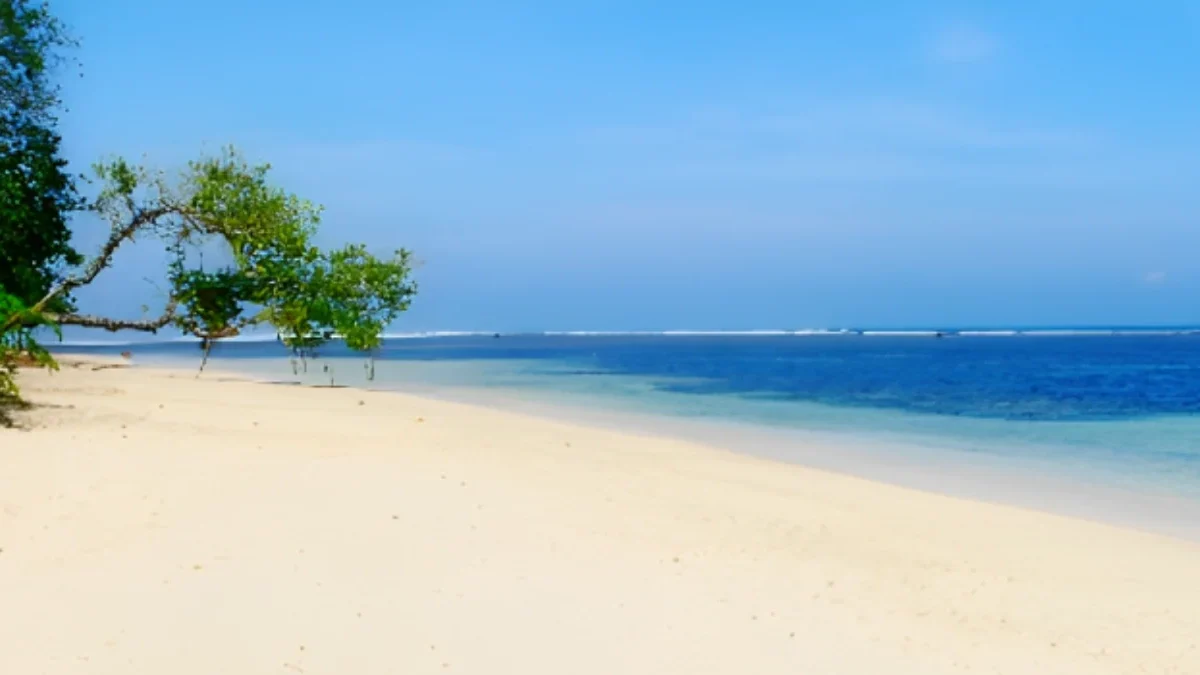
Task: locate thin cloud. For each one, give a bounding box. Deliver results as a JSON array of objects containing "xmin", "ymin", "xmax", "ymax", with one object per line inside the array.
[
  {"xmin": 267, "ymin": 138, "xmax": 488, "ymax": 166},
  {"xmin": 759, "ymin": 100, "xmax": 1094, "ymax": 152},
  {"xmin": 576, "ymin": 99, "xmax": 1094, "ymax": 155},
  {"xmin": 565, "ymin": 99, "xmax": 1100, "ymax": 185},
  {"xmin": 560, "ymin": 110, "xmax": 1186, "ymax": 188},
  {"xmin": 928, "ymin": 23, "xmax": 998, "ymax": 64}
]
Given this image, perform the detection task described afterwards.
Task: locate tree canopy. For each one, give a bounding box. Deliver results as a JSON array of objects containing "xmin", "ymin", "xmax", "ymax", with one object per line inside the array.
[
  {"xmin": 87, "ymin": 150, "xmax": 417, "ymax": 357},
  {"xmin": 1, "ymin": 1, "xmax": 418, "ymax": 419},
  {"xmin": 2, "ymin": 149, "xmax": 418, "ymax": 390},
  {"xmin": 2, "ymin": 0, "xmax": 80, "ymax": 415},
  {"xmin": 1, "ymin": 0, "xmax": 83, "ymax": 311}
]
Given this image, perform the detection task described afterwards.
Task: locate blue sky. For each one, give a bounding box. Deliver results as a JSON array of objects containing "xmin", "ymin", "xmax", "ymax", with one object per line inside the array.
[{"xmin": 54, "ymin": 0, "xmax": 1200, "ymax": 330}]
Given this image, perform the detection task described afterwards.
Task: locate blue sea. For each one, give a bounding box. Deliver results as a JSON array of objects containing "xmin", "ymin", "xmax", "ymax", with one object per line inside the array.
[{"xmin": 58, "ymin": 330, "xmax": 1200, "ymax": 538}]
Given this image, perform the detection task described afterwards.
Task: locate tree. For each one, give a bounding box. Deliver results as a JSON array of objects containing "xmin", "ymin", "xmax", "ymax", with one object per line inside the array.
[
  {"xmin": 2, "ymin": 148, "xmax": 418, "ymax": 420},
  {"xmin": 3, "ymin": 148, "xmax": 417, "ymax": 379},
  {"xmin": 1, "ymin": 3, "xmax": 417, "ymax": 420},
  {"xmin": 1, "ymin": 0, "xmax": 81, "ymax": 420},
  {"xmin": 1, "ymin": 0, "xmax": 83, "ymax": 311}
]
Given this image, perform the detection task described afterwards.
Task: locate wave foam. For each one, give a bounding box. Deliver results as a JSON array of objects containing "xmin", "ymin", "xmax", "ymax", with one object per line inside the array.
[{"xmin": 51, "ymin": 326, "xmax": 1200, "ymax": 348}]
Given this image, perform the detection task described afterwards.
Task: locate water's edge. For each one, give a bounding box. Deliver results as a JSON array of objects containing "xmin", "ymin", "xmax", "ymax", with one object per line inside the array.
[{"xmin": 123, "ymin": 353, "xmax": 1200, "ymax": 543}]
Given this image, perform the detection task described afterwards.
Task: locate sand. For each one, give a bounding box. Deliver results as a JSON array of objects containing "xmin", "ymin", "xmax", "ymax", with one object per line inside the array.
[{"xmin": 2, "ymin": 359, "xmax": 1198, "ymax": 674}]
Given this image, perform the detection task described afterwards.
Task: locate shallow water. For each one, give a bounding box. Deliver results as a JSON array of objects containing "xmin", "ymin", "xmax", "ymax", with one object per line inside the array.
[{"xmin": 57, "ymin": 333, "xmax": 1200, "ymax": 537}]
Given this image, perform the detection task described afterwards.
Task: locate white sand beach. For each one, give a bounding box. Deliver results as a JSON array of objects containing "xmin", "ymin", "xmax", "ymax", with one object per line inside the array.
[{"xmin": 2, "ymin": 359, "xmax": 1199, "ymax": 674}]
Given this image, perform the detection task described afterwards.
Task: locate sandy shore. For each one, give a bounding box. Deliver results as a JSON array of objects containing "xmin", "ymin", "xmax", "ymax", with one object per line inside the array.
[{"xmin": 2, "ymin": 359, "xmax": 1198, "ymax": 674}]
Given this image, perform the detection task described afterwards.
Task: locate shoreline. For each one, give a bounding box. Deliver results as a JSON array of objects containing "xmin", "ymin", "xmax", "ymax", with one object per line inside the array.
[
  {"xmin": 5, "ymin": 358, "xmax": 1200, "ymax": 673},
  {"xmin": 369, "ymin": 381, "xmax": 1200, "ymax": 543},
  {"xmin": 133, "ymin": 352, "xmax": 1200, "ymax": 542}
]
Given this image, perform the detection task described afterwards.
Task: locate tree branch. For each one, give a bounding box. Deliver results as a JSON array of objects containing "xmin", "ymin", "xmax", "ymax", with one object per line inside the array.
[
  {"xmin": 52, "ymin": 206, "xmax": 174, "ymax": 300},
  {"xmin": 46, "ymin": 298, "xmax": 178, "ymax": 333},
  {"xmin": 191, "ymin": 325, "xmax": 242, "ymax": 340},
  {"xmin": 1, "ymin": 206, "xmax": 174, "ymax": 333}
]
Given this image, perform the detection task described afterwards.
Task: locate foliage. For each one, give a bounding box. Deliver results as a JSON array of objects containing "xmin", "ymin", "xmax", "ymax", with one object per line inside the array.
[
  {"xmin": 0, "ymin": 291, "xmax": 57, "ymax": 424},
  {"xmin": 1, "ymin": 0, "xmax": 80, "ymax": 409},
  {"xmin": 0, "ymin": 0, "xmax": 74, "ymax": 116},
  {"xmin": 94, "ymin": 148, "xmax": 417, "ymax": 369},
  {"xmin": 0, "ymin": 120, "xmax": 82, "ymax": 310},
  {"xmin": 1, "ymin": 3, "xmax": 416, "ymax": 405},
  {"xmin": 1, "ymin": 0, "xmax": 83, "ymax": 311},
  {"xmin": 3, "ymin": 146, "xmax": 418, "ymax": 402}
]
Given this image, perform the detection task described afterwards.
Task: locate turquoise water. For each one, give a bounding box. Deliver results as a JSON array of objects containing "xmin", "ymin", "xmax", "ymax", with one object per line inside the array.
[
  {"xmin": 265, "ymin": 358, "xmax": 1200, "ymax": 494},
  {"xmin": 59, "ymin": 334, "xmax": 1200, "ymax": 537}
]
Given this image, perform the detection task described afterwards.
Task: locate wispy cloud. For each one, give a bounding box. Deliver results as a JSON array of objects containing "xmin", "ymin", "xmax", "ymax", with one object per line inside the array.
[
  {"xmin": 927, "ymin": 23, "xmax": 998, "ymax": 64},
  {"xmin": 758, "ymin": 100, "xmax": 1094, "ymax": 152},
  {"xmin": 264, "ymin": 138, "xmax": 488, "ymax": 167},
  {"xmin": 563, "ymin": 98, "xmax": 1103, "ymax": 185},
  {"xmin": 555, "ymin": 97, "xmax": 1200, "ymax": 191},
  {"xmin": 576, "ymin": 99, "xmax": 1094, "ymax": 153}
]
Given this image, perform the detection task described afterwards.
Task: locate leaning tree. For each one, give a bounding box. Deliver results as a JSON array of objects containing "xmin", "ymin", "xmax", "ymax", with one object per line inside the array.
[
  {"xmin": 1, "ymin": 149, "xmax": 418, "ymax": 401},
  {"xmin": 1, "ymin": 2, "xmax": 416, "ymax": 414}
]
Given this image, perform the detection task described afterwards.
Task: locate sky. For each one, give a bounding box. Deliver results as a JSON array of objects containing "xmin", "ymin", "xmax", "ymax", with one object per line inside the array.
[{"xmin": 51, "ymin": 0, "xmax": 1200, "ymax": 331}]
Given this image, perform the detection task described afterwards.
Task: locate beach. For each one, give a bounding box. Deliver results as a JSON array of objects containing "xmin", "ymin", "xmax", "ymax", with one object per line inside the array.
[{"xmin": 3, "ymin": 359, "xmax": 1199, "ymax": 674}]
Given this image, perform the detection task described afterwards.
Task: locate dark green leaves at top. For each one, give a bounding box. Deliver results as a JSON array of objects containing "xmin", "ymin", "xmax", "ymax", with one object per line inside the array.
[
  {"xmin": 185, "ymin": 151, "xmax": 320, "ymax": 264},
  {"xmin": 1, "ymin": 0, "xmax": 76, "ymax": 122},
  {"xmin": 1, "ymin": 0, "xmax": 82, "ymax": 311}
]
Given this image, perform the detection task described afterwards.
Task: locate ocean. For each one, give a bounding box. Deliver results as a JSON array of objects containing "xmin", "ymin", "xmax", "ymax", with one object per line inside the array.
[{"xmin": 56, "ymin": 331, "xmax": 1200, "ymax": 538}]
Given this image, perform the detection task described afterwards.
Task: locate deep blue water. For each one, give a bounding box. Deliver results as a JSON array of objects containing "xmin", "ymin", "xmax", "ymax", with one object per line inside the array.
[
  {"xmin": 56, "ymin": 333, "xmax": 1200, "ymax": 508},
  {"xmin": 397, "ymin": 334, "xmax": 1200, "ymax": 422},
  {"xmin": 76, "ymin": 333, "xmax": 1200, "ymax": 422}
]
